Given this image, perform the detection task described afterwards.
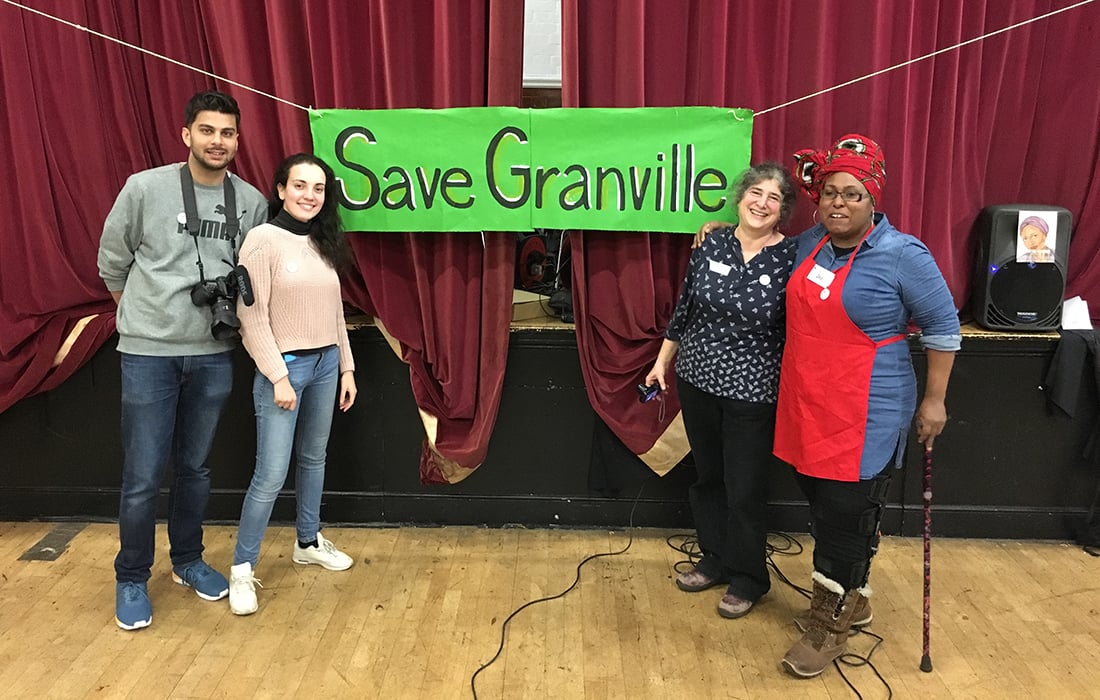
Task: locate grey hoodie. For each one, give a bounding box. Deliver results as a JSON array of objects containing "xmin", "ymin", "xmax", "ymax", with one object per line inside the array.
[{"xmin": 98, "ymin": 163, "xmax": 268, "ymax": 356}]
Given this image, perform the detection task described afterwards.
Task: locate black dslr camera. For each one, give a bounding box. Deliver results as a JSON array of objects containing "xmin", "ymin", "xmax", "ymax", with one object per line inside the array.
[{"xmin": 190, "ymin": 264, "xmax": 254, "ymax": 341}]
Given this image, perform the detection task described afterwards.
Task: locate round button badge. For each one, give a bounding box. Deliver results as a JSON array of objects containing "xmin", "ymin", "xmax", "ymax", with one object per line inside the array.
[
  {"xmin": 759, "ymin": 274, "xmax": 771, "ymax": 286},
  {"xmin": 820, "ymin": 288, "xmax": 830, "ymax": 300}
]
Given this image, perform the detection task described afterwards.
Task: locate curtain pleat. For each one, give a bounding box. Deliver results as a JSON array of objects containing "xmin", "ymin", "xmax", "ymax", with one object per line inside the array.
[{"xmin": 1, "ymin": 1, "xmax": 523, "ymax": 487}]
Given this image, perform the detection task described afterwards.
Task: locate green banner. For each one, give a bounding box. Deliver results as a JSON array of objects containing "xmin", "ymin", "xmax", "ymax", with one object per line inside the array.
[{"xmin": 309, "ymin": 107, "xmax": 753, "ymax": 233}]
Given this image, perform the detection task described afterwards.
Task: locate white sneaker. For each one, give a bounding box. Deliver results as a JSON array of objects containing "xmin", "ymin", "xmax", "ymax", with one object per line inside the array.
[
  {"xmin": 229, "ymin": 562, "xmax": 261, "ymax": 616},
  {"xmin": 292, "ymin": 532, "xmax": 354, "ymax": 571}
]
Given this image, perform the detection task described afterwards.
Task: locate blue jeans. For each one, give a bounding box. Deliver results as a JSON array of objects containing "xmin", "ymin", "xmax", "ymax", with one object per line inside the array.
[
  {"xmin": 234, "ymin": 346, "xmax": 339, "ymax": 567},
  {"xmin": 115, "ymin": 351, "xmax": 233, "ymax": 583}
]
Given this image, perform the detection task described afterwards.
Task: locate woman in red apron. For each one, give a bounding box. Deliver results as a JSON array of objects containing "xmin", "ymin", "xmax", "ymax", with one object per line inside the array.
[{"xmin": 777, "ymin": 135, "xmax": 961, "ymax": 677}]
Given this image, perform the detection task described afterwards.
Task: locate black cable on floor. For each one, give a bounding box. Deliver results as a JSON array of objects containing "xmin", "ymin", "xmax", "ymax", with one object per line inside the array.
[
  {"xmin": 470, "ymin": 477, "xmax": 652, "ymax": 700},
  {"xmin": 667, "ymin": 530, "xmax": 808, "ymax": 596},
  {"xmin": 835, "ymin": 627, "xmax": 892, "ymax": 700},
  {"xmin": 666, "ymin": 529, "xmax": 896, "ymax": 699}
]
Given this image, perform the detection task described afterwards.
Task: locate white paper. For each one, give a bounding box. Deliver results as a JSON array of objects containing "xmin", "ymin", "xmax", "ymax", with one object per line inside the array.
[
  {"xmin": 1061, "ymin": 296, "xmax": 1094, "ymax": 330},
  {"xmin": 708, "ymin": 259, "xmax": 732, "ymax": 276}
]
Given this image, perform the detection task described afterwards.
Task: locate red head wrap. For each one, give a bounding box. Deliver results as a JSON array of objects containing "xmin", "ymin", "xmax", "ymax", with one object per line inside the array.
[{"xmin": 792, "ymin": 133, "xmax": 886, "ymax": 204}]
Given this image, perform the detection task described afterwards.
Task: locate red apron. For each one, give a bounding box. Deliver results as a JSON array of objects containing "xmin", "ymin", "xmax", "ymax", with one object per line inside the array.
[{"xmin": 774, "ymin": 233, "xmax": 905, "ymax": 481}]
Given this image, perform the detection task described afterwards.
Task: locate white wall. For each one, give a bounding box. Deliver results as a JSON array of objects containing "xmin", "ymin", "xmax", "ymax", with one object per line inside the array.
[{"xmin": 522, "ymin": 0, "xmax": 561, "ymax": 87}]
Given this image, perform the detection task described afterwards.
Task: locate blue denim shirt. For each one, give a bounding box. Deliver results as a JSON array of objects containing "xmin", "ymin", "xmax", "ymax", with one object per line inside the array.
[{"xmin": 794, "ymin": 213, "xmax": 962, "ymax": 477}]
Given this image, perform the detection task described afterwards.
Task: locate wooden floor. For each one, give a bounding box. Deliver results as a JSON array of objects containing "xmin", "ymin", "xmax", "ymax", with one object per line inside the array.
[{"xmin": 1, "ymin": 522, "xmax": 1098, "ymax": 699}]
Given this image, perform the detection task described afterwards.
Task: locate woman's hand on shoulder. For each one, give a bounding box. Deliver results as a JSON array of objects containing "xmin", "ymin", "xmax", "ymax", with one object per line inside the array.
[{"xmin": 693, "ymin": 220, "xmax": 734, "ymax": 249}]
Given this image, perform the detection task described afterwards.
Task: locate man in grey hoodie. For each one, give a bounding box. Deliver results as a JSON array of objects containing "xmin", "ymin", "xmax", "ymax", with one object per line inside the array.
[{"xmin": 98, "ymin": 91, "xmax": 268, "ymax": 630}]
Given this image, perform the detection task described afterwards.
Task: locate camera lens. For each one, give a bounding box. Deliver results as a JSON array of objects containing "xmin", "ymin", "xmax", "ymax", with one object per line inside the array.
[{"xmin": 209, "ymin": 297, "xmax": 241, "ymax": 340}]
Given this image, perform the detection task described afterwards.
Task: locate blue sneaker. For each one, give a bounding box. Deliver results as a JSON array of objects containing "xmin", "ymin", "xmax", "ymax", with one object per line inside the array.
[
  {"xmin": 116, "ymin": 581, "xmax": 152, "ymax": 630},
  {"xmin": 172, "ymin": 559, "xmax": 229, "ymax": 601}
]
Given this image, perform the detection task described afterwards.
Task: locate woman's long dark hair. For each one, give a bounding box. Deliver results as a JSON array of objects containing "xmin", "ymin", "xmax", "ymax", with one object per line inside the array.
[{"xmin": 268, "ymin": 153, "xmax": 354, "ymax": 271}]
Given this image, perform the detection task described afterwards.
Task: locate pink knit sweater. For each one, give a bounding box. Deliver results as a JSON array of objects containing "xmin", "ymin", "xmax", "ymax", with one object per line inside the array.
[{"xmin": 236, "ymin": 223, "xmax": 354, "ymax": 383}]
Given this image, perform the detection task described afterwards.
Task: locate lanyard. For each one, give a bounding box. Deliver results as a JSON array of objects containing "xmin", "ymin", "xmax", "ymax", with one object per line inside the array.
[{"xmin": 179, "ymin": 164, "xmax": 240, "ymax": 282}]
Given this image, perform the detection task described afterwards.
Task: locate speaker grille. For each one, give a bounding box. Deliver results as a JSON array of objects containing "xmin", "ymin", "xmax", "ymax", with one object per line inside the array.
[
  {"xmin": 970, "ymin": 204, "xmax": 1071, "ymax": 332},
  {"xmin": 985, "ymin": 260, "xmax": 1063, "ymax": 330},
  {"xmin": 983, "ymin": 302, "xmax": 1061, "ymax": 329}
]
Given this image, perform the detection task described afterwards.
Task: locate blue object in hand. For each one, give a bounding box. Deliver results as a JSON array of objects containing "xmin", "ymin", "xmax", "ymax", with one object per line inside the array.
[{"xmin": 637, "ymin": 383, "xmax": 660, "ymax": 403}]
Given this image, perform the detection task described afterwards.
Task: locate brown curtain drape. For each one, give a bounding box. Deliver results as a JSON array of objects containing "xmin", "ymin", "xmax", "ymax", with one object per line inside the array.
[
  {"xmin": 0, "ymin": 1, "xmax": 524, "ymax": 485},
  {"xmin": 562, "ymin": 0, "xmax": 1100, "ymax": 467}
]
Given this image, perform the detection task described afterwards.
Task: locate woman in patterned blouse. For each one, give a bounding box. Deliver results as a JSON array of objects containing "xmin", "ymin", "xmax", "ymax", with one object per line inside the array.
[{"xmin": 645, "ymin": 162, "xmax": 798, "ymax": 620}]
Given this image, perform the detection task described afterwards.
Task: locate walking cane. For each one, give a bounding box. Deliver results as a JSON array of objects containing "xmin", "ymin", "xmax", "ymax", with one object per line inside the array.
[{"xmin": 920, "ymin": 445, "xmax": 933, "ymax": 673}]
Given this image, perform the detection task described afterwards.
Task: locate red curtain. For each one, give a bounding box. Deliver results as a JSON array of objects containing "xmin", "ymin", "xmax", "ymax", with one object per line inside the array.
[
  {"xmin": 562, "ymin": 0, "xmax": 1100, "ymax": 464},
  {"xmin": 0, "ymin": 1, "xmax": 523, "ymax": 483}
]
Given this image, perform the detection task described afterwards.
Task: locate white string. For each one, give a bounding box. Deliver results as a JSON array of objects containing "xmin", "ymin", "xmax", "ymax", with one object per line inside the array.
[
  {"xmin": 755, "ymin": 0, "xmax": 1095, "ymax": 116},
  {"xmin": 5, "ymin": 0, "xmax": 1093, "ymax": 119},
  {"xmin": 1, "ymin": 0, "xmax": 312, "ymax": 113}
]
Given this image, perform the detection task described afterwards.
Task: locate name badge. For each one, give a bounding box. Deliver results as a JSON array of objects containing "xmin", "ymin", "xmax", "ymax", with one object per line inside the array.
[
  {"xmin": 708, "ymin": 259, "xmax": 732, "ymax": 276},
  {"xmin": 806, "ymin": 264, "xmax": 835, "ymax": 289}
]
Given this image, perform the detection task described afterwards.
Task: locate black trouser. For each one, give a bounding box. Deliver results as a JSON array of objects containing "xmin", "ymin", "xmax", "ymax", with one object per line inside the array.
[
  {"xmin": 795, "ymin": 469, "xmax": 892, "ymax": 591},
  {"xmin": 678, "ymin": 376, "xmax": 774, "ymax": 602}
]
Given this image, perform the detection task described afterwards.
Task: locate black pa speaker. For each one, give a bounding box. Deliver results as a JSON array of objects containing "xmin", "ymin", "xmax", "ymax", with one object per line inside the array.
[{"xmin": 971, "ymin": 204, "xmax": 1071, "ymax": 331}]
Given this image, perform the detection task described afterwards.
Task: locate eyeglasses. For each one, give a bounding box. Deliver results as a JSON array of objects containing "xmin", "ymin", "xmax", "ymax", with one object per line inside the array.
[{"xmin": 820, "ymin": 187, "xmax": 866, "ymax": 203}]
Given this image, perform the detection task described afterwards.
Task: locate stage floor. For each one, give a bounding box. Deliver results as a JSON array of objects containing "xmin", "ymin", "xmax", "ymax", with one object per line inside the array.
[{"xmin": 2, "ymin": 522, "xmax": 1097, "ymax": 698}]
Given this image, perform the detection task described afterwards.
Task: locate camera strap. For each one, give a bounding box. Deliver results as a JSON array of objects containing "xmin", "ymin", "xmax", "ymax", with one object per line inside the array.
[{"xmin": 180, "ymin": 164, "xmax": 240, "ymax": 282}]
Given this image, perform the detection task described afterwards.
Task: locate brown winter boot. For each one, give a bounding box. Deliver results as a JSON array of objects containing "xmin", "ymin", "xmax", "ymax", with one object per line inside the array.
[
  {"xmin": 793, "ymin": 583, "xmax": 872, "ymax": 633},
  {"xmin": 781, "ymin": 572, "xmax": 863, "ymax": 678}
]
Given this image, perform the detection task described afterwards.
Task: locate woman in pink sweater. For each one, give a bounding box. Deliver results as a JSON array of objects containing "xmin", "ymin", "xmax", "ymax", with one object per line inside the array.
[{"xmin": 229, "ymin": 153, "xmax": 357, "ymax": 615}]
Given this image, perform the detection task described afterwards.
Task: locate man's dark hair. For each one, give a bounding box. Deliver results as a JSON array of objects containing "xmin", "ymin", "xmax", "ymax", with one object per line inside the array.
[{"xmin": 183, "ymin": 91, "xmax": 241, "ymax": 129}]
